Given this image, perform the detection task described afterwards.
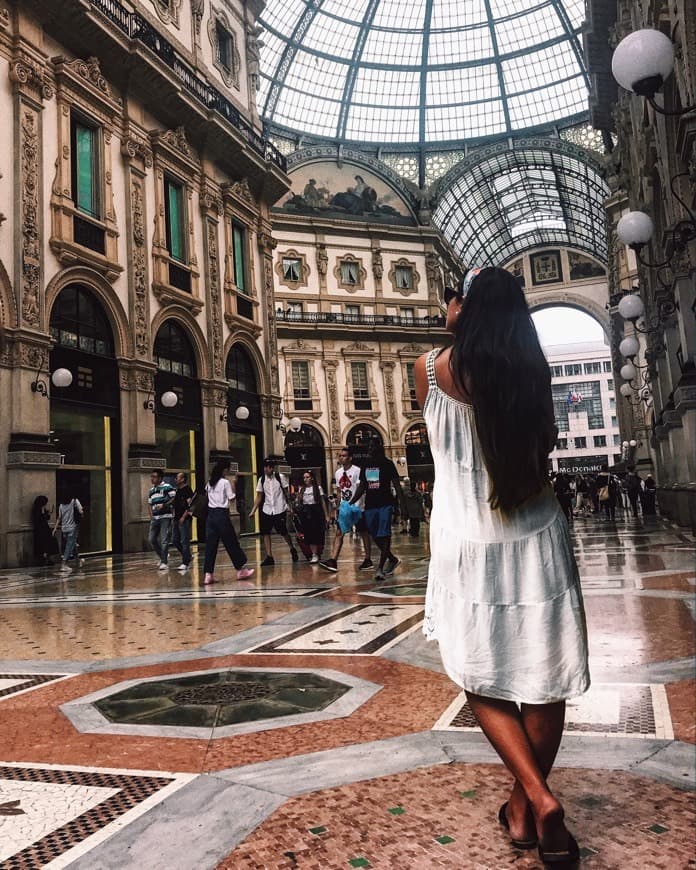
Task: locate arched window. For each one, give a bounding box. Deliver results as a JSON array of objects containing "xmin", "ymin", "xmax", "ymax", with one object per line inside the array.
[
  {"xmin": 50, "ymin": 285, "xmax": 114, "ymax": 357},
  {"xmin": 284, "ymin": 423, "xmax": 324, "ymax": 449},
  {"xmin": 346, "ymin": 423, "xmax": 382, "ymax": 449},
  {"xmin": 154, "ymin": 321, "xmax": 196, "ymax": 378},
  {"xmin": 226, "ymin": 345, "xmax": 257, "ymax": 392},
  {"xmin": 405, "ymin": 422, "xmax": 429, "ymax": 446}
]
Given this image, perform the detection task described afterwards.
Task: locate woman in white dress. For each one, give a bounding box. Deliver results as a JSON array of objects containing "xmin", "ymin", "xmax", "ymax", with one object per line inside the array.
[{"xmin": 415, "ymin": 267, "xmax": 589, "ymax": 866}]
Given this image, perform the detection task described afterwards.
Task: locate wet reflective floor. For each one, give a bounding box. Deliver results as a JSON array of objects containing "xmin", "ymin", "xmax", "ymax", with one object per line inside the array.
[{"xmin": 0, "ymin": 516, "xmax": 693, "ymax": 868}]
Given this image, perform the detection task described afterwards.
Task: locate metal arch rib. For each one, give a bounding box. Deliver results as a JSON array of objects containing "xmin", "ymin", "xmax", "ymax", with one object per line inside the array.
[
  {"xmin": 482, "ymin": 0, "xmax": 512, "ymax": 133},
  {"xmin": 263, "ymin": 0, "xmax": 327, "ymax": 119},
  {"xmin": 336, "ymin": 0, "xmax": 383, "ymax": 141},
  {"xmin": 418, "ymin": 0, "xmax": 435, "ymax": 179},
  {"xmin": 549, "ymin": 0, "xmax": 591, "ymax": 90}
]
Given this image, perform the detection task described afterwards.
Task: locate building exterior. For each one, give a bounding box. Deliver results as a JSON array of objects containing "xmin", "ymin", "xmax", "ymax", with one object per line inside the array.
[
  {"xmin": 544, "ymin": 342, "xmax": 622, "ymax": 474},
  {"xmin": 0, "ymin": 0, "xmax": 289, "ymax": 566},
  {"xmin": 586, "ymin": 0, "xmax": 696, "ymax": 528},
  {"xmin": 271, "ymin": 150, "xmax": 460, "ymax": 491}
]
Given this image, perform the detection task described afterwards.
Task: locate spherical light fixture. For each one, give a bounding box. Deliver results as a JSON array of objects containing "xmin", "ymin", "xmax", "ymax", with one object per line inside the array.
[
  {"xmin": 620, "ymin": 383, "xmax": 634, "ymax": 398},
  {"xmin": 161, "ymin": 390, "xmax": 178, "ymax": 408},
  {"xmin": 622, "ymin": 440, "xmax": 630, "ymax": 448},
  {"xmin": 617, "ymin": 212, "xmax": 654, "ymax": 249},
  {"xmin": 619, "ymin": 336, "xmax": 640, "ymax": 359},
  {"xmin": 289, "ymin": 416, "xmax": 302, "ymax": 432},
  {"xmin": 629, "ymin": 439, "xmax": 637, "ymax": 448},
  {"xmin": 611, "ymin": 29, "xmax": 675, "ymax": 98},
  {"xmin": 235, "ymin": 405, "xmax": 250, "ymax": 421},
  {"xmin": 51, "ymin": 368, "xmax": 73, "ymax": 388},
  {"xmin": 620, "ymin": 362, "xmax": 637, "ymax": 382},
  {"xmin": 617, "ymin": 293, "xmax": 645, "ymax": 322}
]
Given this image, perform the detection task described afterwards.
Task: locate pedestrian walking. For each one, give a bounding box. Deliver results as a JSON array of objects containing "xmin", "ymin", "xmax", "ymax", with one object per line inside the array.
[
  {"xmin": 403, "ymin": 481, "xmax": 425, "ymax": 537},
  {"xmin": 624, "ymin": 466, "xmax": 643, "ymax": 518},
  {"xmin": 320, "ymin": 446, "xmax": 373, "ymax": 572},
  {"xmin": 53, "ymin": 493, "xmax": 84, "ymax": 573},
  {"xmin": 32, "ymin": 496, "xmax": 59, "ymax": 566},
  {"xmin": 249, "ymin": 458, "xmax": 298, "ymax": 566},
  {"xmin": 148, "ymin": 469, "xmax": 176, "ymax": 569},
  {"xmin": 204, "ymin": 461, "xmax": 254, "ymax": 585},
  {"xmin": 172, "ymin": 471, "xmax": 194, "ymax": 571},
  {"xmin": 415, "ymin": 267, "xmax": 588, "ymax": 865},
  {"xmin": 296, "ymin": 470, "xmax": 331, "ymax": 563}
]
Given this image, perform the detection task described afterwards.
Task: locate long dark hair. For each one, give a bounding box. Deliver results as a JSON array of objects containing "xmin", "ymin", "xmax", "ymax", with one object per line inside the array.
[
  {"xmin": 300, "ymin": 471, "xmax": 321, "ymax": 506},
  {"xmin": 449, "ymin": 267, "xmax": 555, "ymax": 512},
  {"xmin": 209, "ymin": 461, "xmax": 228, "ymax": 488}
]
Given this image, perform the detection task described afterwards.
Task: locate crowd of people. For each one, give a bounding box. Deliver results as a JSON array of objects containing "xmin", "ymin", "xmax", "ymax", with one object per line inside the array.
[{"xmin": 550, "ymin": 465, "xmax": 657, "ymax": 523}]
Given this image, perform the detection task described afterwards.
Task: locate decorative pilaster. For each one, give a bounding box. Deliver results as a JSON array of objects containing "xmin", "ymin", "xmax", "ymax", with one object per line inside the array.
[
  {"xmin": 258, "ymin": 228, "xmax": 280, "ymax": 395},
  {"xmin": 380, "ymin": 360, "xmax": 400, "ymax": 444},
  {"xmin": 200, "ymin": 178, "xmax": 225, "ymax": 380},
  {"xmin": 322, "ymin": 358, "xmax": 341, "ymax": 446}
]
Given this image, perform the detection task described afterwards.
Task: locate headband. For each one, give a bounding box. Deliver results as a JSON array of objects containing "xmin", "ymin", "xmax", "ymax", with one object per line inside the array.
[{"xmin": 461, "ymin": 267, "xmax": 482, "ymax": 298}]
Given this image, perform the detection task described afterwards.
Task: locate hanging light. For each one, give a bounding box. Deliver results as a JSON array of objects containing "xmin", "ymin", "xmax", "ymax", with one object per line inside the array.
[
  {"xmin": 629, "ymin": 439, "xmax": 637, "ymax": 448},
  {"xmin": 617, "ymin": 293, "xmax": 645, "ymax": 322},
  {"xmin": 289, "ymin": 416, "xmax": 302, "ymax": 432},
  {"xmin": 619, "ymin": 336, "xmax": 640, "ymax": 359},
  {"xmin": 617, "ymin": 212, "xmax": 654, "ymax": 249},
  {"xmin": 161, "ymin": 391, "xmax": 178, "ymax": 408},
  {"xmin": 235, "ymin": 405, "xmax": 250, "ymax": 421},
  {"xmin": 619, "ymin": 383, "xmax": 634, "ymax": 398},
  {"xmin": 620, "ymin": 362, "xmax": 636, "ymax": 382},
  {"xmin": 612, "ymin": 29, "xmax": 675, "ymax": 98}
]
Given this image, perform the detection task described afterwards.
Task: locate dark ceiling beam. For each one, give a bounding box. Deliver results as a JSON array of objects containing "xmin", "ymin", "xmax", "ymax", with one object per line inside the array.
[
  {"xmin": 583, "ymin": 0, "xmax": 619, "ymax": 131},
  {"xmin": 336, "ymin": 0, "xmax": 382, "ymax": 141},
  {"xmin": 418, "ymin": 0, "xmax": 435, "ymax": 188},
  {"xmin": 482, "ymin": 0, "xmax": 512, "ymax": 132}
]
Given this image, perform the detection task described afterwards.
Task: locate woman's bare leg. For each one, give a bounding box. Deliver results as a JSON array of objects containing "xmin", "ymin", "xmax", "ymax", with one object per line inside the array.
[{"xmin": 465, "ymin": 692, "xmax": 571, "ymax": 851}]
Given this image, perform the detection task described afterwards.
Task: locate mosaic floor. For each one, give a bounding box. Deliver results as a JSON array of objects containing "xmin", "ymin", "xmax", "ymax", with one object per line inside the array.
[{"xmin": 0, "ymin": 518, "xmax": 693, "ymax": 868}]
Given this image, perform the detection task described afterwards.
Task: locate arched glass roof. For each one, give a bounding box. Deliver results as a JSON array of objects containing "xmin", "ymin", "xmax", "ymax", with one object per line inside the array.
[
  {"xmin": 258, "ymin": 0, "xmax": 589, "ymax": 147},
  {"xmin": 432, "ymin": 142, "xmax": 610, "ymax": 266}
]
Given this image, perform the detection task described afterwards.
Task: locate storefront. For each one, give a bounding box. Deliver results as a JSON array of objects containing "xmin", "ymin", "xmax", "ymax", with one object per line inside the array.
[
  {"xmin": 225, "ymin": 345, "xmax": 263, "ymax": 534},
  {"xmin": 284, "ymin": 424, "xmax": 326, "ymax": 491},
  {"xmin": 153, "ymin": 321, "xmax": 203, "ymax": 534},
  {"xmin": 404, "ymin": 422, "xmax": 434, "ymax": 488},
  {"xmin": 346, "ymin": 423, "xmax": 382, "ymax": 467},
  {"xmin": 49, "ymin": 285, "xmax": 122, "ymax": 554}
]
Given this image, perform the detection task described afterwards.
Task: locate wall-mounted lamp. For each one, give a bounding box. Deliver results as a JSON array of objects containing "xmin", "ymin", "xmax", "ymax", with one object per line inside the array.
[
  {"xmin": 144, "ymin": 390, "xmax": 179, "ymax": 412},
  {"xmin": 31, "ymin": 367, "xmax": 73, "ymax": 397},
  {"xmin": 612, "ymin": 28, "xmax": 695, "ymax": 115},
  {"xmin": 617, "ymin": 290, "xmax": 678, "ymax": 336},
  {"xmin": 277, "ymin": 412, "xmax": 302, "ymax": 435},
  {"xmin": 221, "ymin": 404, "xmax": 250, "ymax": 423},
  {"xmin": 397, "ymin": 456, "xmax": 407, "ymax": 466}
]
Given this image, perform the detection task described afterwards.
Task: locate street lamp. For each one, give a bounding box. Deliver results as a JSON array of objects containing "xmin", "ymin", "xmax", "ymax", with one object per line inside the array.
[{"xmin": 31, "ymin": 366, "xmax": 73, "ymax": 397}]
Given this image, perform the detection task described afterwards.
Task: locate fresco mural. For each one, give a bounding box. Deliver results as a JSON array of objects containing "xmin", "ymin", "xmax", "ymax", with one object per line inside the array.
[{"xmin": 274, "ymin": 162, "xmax": 416, "ymax": 226}]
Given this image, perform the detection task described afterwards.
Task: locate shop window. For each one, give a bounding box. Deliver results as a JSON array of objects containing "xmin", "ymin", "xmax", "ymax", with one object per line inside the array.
[
  {"xmin": 154, "ymin": 321, "xmax": 196, "ymax": 378},
  {"xmin": 291, "ymin": 360, "xmax": 312, "ymax": 410},
  {"xmin": 70, "ymin": 113, "xmax": 100, "ymax": 219},
  {"xmin": 50, "ymin": 285, "xmax": 114, "ymax": 358},
  {"xmin": 77, "ymin": 366, "xmax": 94, "ymax": 389},
  {"xmin": 164, "ymin": 176, "xmax": 186, "ymax": 264},
  {"xmin": 351, "ymin": 361, "xmax": 372, "ymax": 411}
]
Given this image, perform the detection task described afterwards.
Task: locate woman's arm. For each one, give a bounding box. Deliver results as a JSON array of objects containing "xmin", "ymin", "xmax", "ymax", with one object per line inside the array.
[{"xmin": 414, "ymin": 352, "xmax": 429, "ymax": 409}]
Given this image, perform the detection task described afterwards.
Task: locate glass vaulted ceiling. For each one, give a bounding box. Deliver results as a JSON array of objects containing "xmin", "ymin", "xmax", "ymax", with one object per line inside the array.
[{"xmin": 258, "ymin": 0, "xmax": 589, "ymax": 147}]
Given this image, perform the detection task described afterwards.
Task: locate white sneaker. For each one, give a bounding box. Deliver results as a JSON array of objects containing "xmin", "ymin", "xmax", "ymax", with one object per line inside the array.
[
  {"xmin": 60, "ymin": 564, "xmax": 72, "ymax": 574},
  {"xmin": 158, "ymin": 562, "xmax": 168, "ymax": 570},
  {"xmin": 310, "ymin": 555, "xmax": 319, "ymax": 563},
  {"xmin": 177, "ymin": 563, "xmax": 190, "ymax": 572},
  {"xmin": 78, "ymin": 558, "xmax": 85, "ymax": 568}
]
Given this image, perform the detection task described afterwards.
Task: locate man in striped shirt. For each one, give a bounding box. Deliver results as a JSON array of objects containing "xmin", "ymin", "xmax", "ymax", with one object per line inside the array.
[{"xmin": 148, "ymin": 469, "xmax": 176, "ymax": 570}]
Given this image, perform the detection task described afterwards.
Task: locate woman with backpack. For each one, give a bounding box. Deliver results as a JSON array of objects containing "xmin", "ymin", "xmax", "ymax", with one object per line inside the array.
[
  {"xmin": 203, "ymin": 461, "xmax": 254, "ymax": 585},
  {"xmin": 296, "ymin": 470, "xmax": 330, "ymax": 563},
  {"xmin": 415, "ymin": 267, "xmax": 588, "ymax": 866},
  {"xmin": 53, "ymin": 493, "xmax": 84, "ymax": 573}
]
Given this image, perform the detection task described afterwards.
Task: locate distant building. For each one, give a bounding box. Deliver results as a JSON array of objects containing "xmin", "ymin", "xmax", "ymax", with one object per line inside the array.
[{"xmin": 545, "ymin": 341, "xmax": 621, "ymax": 475}]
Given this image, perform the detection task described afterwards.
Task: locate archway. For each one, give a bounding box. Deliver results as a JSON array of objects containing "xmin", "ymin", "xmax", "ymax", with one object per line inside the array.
[
  {"xmin": 153, "ymin": 321, "xmax": 204, "ymax": 513},
  {"xmin": 284, "ymin": 424, "xmax": 326, "ymax": 492},
  {"xmin": 346, "ymin": 423, "xmax": 382, "ymax": 467},
  {"xmin": 404, "ymin": 422, "xmax": 434, "ymax": 489},
  {"xmin": 225, "ymin": 344, "xmax": 263, "ymax": 534},
  {"xmin": 49, "ymin": 284, "xmax": 121, "ymax": 554},
  {"xmin": 531, "ymin": 306, "xmax": 621, "ymax": 473}
]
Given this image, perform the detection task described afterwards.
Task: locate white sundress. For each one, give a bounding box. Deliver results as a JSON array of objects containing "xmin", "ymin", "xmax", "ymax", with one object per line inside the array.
[{"xmin": 423, "ymin": 349, "xmax": 590, "ymax": 704}]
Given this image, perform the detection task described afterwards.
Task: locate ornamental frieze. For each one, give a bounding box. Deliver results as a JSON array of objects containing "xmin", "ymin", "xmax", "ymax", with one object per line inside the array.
[
  {"xmin": 9, "ymin": 56, "xmax": 54, "ymax": 101},
  {"xmin": 205, "ymin": 220, "xmax": 224, "ymax": 379},
  {"xmin": 19, "ymin": 109, "xmax": 41, "ymax": 328}
]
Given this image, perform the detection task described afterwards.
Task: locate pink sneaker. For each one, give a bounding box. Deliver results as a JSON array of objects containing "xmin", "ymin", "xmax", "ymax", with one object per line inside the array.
[
  {"xmin": 204, "ymin": 573, "xmax": 217, "ymax": 585},
  {"xmin": 236, "ymin": 568, "xmax": 255, "ymax": 580}
]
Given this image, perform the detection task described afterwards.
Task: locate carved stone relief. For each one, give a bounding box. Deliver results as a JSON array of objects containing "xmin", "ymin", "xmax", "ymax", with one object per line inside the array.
[
  {"xmin": 150, "ymin": 0, "xmax": 182, "ymax": 28},
  {"xmin": 380, "ymin": 360, "xmax": 399, "ymax": 443},
  {"xmin": 19, "ymin": 109, "xmax": 41, "ymax": 328},
  {"xmin": 205, "ymin": 219, "xmax": 224, "ymax": 379},
  {"xmin": 130, "ymin": 175, "xmax": 150, "ymax": 358},
  {"xmin": 10, "ymin": 57, "xmax": 54, "ymax": 101},
  {"xmin": 322, "ymin": 359, "xmax": 341, "ymax": 445}
]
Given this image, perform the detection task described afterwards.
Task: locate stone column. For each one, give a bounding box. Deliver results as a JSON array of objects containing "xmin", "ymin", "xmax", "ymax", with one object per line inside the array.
[{"xmin": 257, "ymin": 227, "xmax": 283, "ymax": 454}]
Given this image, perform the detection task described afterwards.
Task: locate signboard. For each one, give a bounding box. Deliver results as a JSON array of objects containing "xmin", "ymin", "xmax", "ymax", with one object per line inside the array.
[{"xmin": 557, "ymin": 455, "xmax": 607, "ymax": 474}]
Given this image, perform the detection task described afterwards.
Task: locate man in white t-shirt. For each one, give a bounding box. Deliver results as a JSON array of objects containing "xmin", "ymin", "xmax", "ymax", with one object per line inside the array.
[
  {"xmin": 319, "ymin": 446, "xmax": 373, "ymax": 572},
  {"xmin": 249, "ymin": 458, "xmax": 299, "ymax": 567}
]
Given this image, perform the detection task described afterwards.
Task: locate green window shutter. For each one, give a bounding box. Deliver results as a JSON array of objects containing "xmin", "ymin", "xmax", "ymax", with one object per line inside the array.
[
  {"xmin": 232, "ymin": 224, "xmax": 246, "ymax": 292},
  {"xmin": 75, "ymin": 123, "xmax": 96, "ymax": 216},
  {"xmin": 166, "ymin": 181, "xmax": 185, "ymax": 262}
]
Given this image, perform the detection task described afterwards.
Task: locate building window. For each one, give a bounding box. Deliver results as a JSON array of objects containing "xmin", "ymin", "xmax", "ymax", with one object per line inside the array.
[
  {"xmin": 609, "ymin": 397, "xmax": 616, "ymax": 409},
  {"xmin": 291, "ymin": 360, "xmax": 312, "ymax": 410},
  {"xmin": 549, "ymin": 365, "xmax": 563, "ymax": 377},
  {"xmin": 564, "ymin": 364, "xmax": 582, "ymax": 376},
  {"xmin": 340, "ymin": 259, "xmax": 360, "ymax": 286},
  {"xmin": 282, "ymin": 257, "xmax": 302, "ymax": 282},
  {"xmin": 584, "ymin": 362, "xmax": 601, "ymax": 374},
  {"xmin": 552, "ymin": 381, "xmax": 605, "ymax": 430},
  {"xmin": 603, "ymin": 360, "xmax": 613, "ymax": 372},
  {"xmin": 611, "ymin": 415, "xmax": 617, "ymax": 427},
  {"xmin": 216, "ymin": 22, "xmax": 233, "ymax": 70},
  {"xmin": 593, "ymin": 435, "xmax": 607, "ymax": 447},
  {"xmin": 231, "ymin": 223, "xmax": 247, "ymax": 293},
  {"xmin": 401, "ymin": 307, "xmax": 415, "ymax": 322},
  {"xmin": 154, "ymin": 321, "xmax": 196, "ymax": 377},
  {"xmin": 574, "ymin": 437, "xmax": 587, "ymax": 449},
  {"xmin": 164, "ymin": 176, "xmax": 186, "ymax": 263},
  {"xmin": 351, "ymin": 361, "xmax": 372, "ymax": 410},
  {"xmin": 556, "ymin": 438, "xmax": 568, "ymax": 450},
  {"xmin": 607, "ymin": 378, "xmax": 614, "ymax": 391},
  {"xmin": 50, "ymin": 285, "xmax": 114, "ymax": 358},
  {"xmin": 406, "ymin": 362, "xmax": 418, "ymax": 410},
  {"xmin": 614, "ymin": 434, "xmax": 621, "ymax": 446},
  {"xmin": 395, "ymin": 265, "xmax": 413, "ymax": 290},
  {"xmin": 287, "ymin": 302, "xmax": 303, "ymax": 320},
  {"xmin": 71, "ymin": 114, "xmax": 100, "ymax": 218},
  {"xmin": 345, "ymin": 304, "xmax": 360, "ymax": 322}
]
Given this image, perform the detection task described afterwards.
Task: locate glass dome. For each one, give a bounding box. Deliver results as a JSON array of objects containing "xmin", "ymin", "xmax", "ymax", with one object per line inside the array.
[{"xmin": 258, "ymin": 0, "xmax": 589, "ymax": 147}]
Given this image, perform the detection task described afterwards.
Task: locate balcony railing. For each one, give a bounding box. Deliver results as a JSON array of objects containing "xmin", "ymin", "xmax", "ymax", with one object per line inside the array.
[
  {"xmin": 276, "ymin": 311, "xmax": 446, "ymax": 329},
  {"xmin": 88, "ymin": 0, "xmax": 286, "ymax": 171}
]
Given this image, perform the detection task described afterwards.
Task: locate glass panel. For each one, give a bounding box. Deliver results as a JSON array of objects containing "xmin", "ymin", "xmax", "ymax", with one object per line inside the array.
[
  {"xmin": 232, "ymin": 224, "xmax": 247, "ymax": 292},
  {"xmin": 166, "ymin": 180, "xmax": 185, "ymax": 262},
  {"xmin": 228, "ymin": 432, "xmax": 258, "ymax": 534},
  {"xmin": 156, "ymin": 421, "xmax": 195, "ymax": 470},
  {"xmin": 75, "ymin": 124, "xmax": 96, "ymax": 216},
  {"xmin": 50, "ymin": 406, "xmax": 107, "ymax": 466}
]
